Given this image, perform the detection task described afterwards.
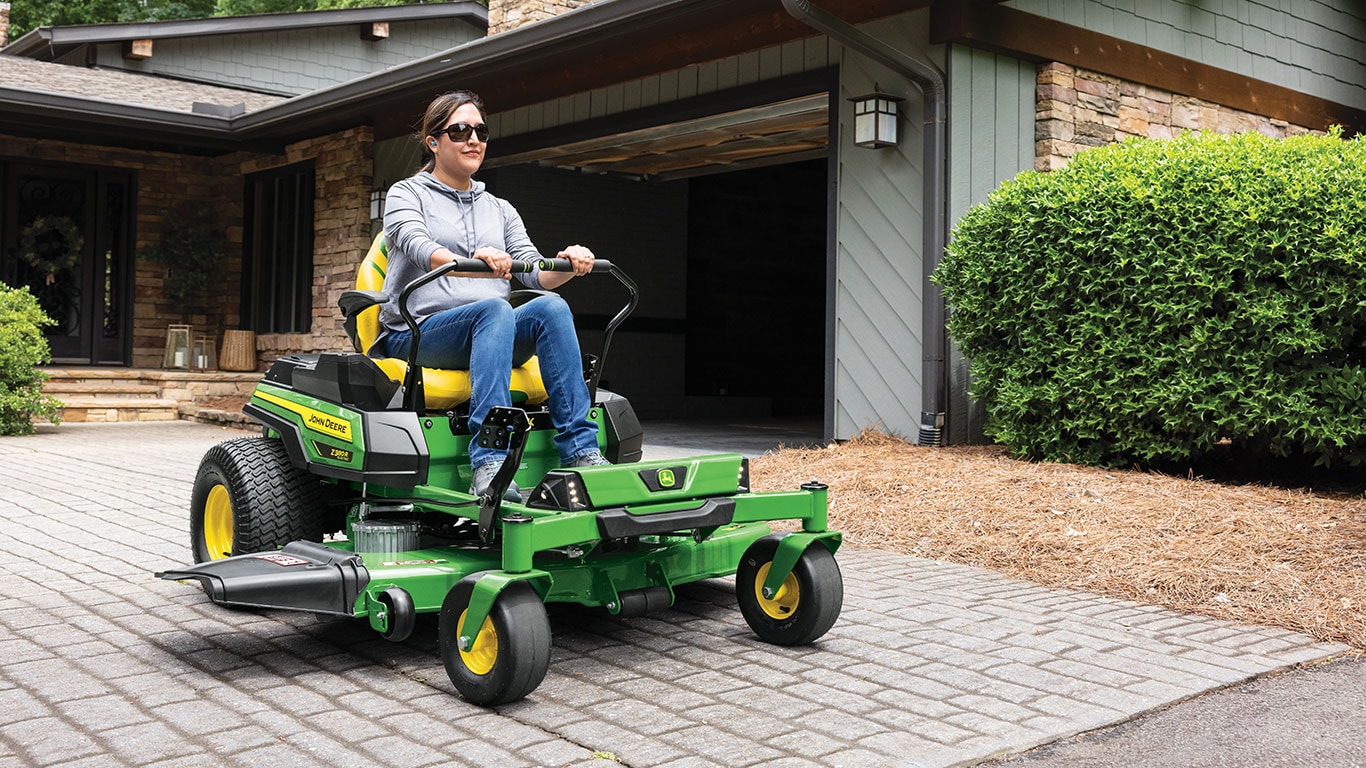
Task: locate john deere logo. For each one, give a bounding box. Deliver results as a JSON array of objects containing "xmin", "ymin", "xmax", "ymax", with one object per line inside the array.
[{"xmin": 639, "ymin": 465, "xmax": 687, "ymax": 491}]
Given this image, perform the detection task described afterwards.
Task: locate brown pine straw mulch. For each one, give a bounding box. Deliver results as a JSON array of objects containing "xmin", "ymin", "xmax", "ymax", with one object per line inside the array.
[{"xmin": 750, "ymin": 431, "xmax": 1366, "ymax": 651}]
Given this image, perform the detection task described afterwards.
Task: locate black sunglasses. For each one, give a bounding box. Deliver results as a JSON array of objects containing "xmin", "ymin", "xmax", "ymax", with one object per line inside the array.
[{"xmin": 434, "ymin": 122, "xmax": 490, "ymax": 143}]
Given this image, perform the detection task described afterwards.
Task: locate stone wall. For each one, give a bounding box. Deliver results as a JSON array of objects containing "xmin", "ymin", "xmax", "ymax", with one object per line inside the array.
[
  {"xmin": 1035, "ymin": 62, "xmax": 1315, "ymax": 171},
  {"xmin": 487, "ymin": 0, "xmax": 597, "ymax": 34},
  {"xmin": 239, "ymin": 125, "xmax": 375, "ymax": 366},
  {"xmin": 1, "ymin": 134, "xmax": 254, "ymax": 367},
  {"xmin": 4, "ymin": 124, "xmax": 372, "ymax": 371},
  {"xmin": 0, "ymin": 2, "xmax": 10, "ymax": 49}
]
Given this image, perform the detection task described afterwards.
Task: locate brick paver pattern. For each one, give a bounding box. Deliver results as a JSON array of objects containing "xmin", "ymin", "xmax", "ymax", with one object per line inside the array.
[{"xmin": 0, "ymin": 422, "xmax": 1347, "ymax": 767}]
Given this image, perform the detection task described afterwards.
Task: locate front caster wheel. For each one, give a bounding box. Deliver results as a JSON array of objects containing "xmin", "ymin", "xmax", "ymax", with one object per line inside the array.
[
  {"xmin": 736, "ymin": 535, "xmax": 843, "ymax": 646},
  {"xmin": 438, "ymin": 577, "xmax": 551, "ymax": 706}
]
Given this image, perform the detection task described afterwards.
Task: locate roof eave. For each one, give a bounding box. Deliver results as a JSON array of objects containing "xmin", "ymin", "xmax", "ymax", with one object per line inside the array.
[
  {"xmin": 0, "ymin": 87, "xmax": 274, "ymax": 154},
  {"xmin": 1, "ymin": 28, "xmax": 54, "ymax": 58},
  {"xmin": 2, "ymin": 1, "xmax": 487, "ymax": 52}
]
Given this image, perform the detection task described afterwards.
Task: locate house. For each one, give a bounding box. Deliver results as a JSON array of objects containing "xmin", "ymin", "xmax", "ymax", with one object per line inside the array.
[{"xmin": 2, "ymin": 0, "xmax": 1363, "ymax": 443}]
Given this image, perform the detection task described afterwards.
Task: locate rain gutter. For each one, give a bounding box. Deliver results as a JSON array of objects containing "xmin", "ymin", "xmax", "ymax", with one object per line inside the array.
[
  {"xmin": 779, "ymin": 0, "xmax": 950, "ymax": 446},
  {"xmin": 0, "ymin": 87, "xmax": 248, "ymax": 152}
]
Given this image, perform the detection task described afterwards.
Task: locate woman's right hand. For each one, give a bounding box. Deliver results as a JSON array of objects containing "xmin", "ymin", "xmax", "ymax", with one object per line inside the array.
[{"xmin": 472, "ymin": 246, "xmax": 512, "ymax": 279}]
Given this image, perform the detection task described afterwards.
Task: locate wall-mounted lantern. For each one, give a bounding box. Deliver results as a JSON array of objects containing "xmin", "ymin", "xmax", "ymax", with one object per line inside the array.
[
  {"xmin": 370, "ymin": 189, "xmax": 386, "ymax": 221},
  {"xmin": 849, "ymin": 91, "xmax": 904, "ymax": 149}
]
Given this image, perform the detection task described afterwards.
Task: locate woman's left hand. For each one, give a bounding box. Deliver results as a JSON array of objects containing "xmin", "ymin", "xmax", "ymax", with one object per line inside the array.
[{"xmin": 559, "ymin": 245, "xmax": 595, "ymax": 277}]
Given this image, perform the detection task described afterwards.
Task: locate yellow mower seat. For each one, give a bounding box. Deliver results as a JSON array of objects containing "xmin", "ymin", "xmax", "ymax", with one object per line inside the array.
[{"xmin": 349, "ymin": 234, "xmax": 548, "ymax": 410}]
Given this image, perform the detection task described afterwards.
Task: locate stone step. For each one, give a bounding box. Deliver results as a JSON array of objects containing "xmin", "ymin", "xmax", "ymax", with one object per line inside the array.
[
  {"xmin": 37, "ymin": 367, "xmax": 262, "ymax": 424},
  {"xmin": 44, "ymin": 381, "xmax": 163, "ymax": 397},
  {"xmin": 56, "ymin": 398, "xmax": 181, "ymax": 423}
]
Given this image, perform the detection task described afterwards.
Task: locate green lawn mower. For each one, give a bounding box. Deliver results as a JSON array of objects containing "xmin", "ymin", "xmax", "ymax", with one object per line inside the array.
[{"xmin": 158, "ymin": 243, "xmax": 843, "ymax": 705}]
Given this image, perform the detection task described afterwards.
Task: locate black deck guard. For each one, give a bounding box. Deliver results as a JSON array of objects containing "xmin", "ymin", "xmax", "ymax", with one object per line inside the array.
[{"xmin": 157, "ymin": 540, "xmax": 370, "ymax": 616}]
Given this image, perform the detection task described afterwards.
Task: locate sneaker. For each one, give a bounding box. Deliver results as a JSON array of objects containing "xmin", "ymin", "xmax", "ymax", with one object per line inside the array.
[
  {"xmin": 568, "ymin": 451, "xmax": 611, "ymax": 468},
  {"xmin": 470, "ymin": 461, "xmax": 521, "ymax": 502}
]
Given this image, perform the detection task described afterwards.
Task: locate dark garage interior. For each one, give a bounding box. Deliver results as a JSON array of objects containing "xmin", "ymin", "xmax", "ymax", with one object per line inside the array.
[{"xmin": 683, "ymin": 158, "xmax": 827, "ymax": 421}]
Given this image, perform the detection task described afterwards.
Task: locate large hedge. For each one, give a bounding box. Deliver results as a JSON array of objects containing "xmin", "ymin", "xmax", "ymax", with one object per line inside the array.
[
  {"xmin": 934, "ymin": 129, "xmax": 1366, "ymax": 467},
  {"xmin": 0, "ymin": 285, "xmax": 62, "ymax": 436}
]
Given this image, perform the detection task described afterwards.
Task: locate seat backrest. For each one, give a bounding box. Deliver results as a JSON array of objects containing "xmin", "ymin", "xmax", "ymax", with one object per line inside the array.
[{"xmin": 353, "ymin": 234, "xmax": 389, "ymax": 354}]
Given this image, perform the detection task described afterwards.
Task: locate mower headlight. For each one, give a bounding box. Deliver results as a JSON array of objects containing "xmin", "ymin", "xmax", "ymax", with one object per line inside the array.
[
  {"xmin": 738, "ymin": 458, "xmax": 750, "ymax": 493},
  {"xmin": 528, "ymin": 470, "xmax": 591, "ymax": 512}
]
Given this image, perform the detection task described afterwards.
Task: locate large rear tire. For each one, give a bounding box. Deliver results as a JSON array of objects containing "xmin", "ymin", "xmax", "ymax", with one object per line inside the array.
[
  {"xmin": 438, "ymin": 577, "xmax": 551, "ymax": 706},
  {"xmin": 736, "ymin": 535, "xmax": 843, "ymax": 646},
  {"xmin": 189, "ymin": 437, "xmax": 337, "ymax": 563}
]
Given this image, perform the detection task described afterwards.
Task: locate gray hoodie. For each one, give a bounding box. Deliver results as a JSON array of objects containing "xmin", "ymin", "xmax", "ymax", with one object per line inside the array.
[{"xmin": 376, "ymin": 172, "xmax": 543, "ymax": 352}]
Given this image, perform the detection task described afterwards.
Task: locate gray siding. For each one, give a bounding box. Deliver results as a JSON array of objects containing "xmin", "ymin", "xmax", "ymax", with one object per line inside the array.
[
  {"xmin": 945, "ymin": 45, "xmax": 1038, "ymax": 444},
  {"xmin": 831, "ymin": 11, "xmax": 936, "ymax": 441},
  {"xmin": 92, "ymin": 18, "xmax": 483, "ymax": 95},
  {"xmin": 1005, "ymin": 0, "xmax": 1366, "ymax": 110}
]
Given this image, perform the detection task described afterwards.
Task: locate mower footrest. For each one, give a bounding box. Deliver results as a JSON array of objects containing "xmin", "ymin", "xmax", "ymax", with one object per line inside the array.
[
  {"xmin": 157, "ymin": 540, "xmax": 369, "ymax": 616},
  {"xmin": 596, "ymin": 498, "xmax": 735, "ymax": 539}
]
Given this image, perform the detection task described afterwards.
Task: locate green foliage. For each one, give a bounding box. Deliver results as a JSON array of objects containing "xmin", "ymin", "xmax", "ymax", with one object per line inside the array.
[
  {"xmin": 315, "ymin": 0, "xmax": 416, "ymax": 9},
  {"xmin": 7, "ymin": 0, "xmax": 439, "ymax": 37},
  {"xmin": 934, "ymin": 129, "xmax": 1366, "ymax": 468},
  {"xmin": 0, "ymin": 285, "xmax": 62, "ymax": 436},
  {"xmin": 210, "ymin": 0, "xmax": 315, "ymax": 15},
  {"xmin": 120, "ymin": 0, "xmax": 217, "ymax": 23},
  {"xmin": 138, "ymin": 204, "xmax": 224, "ymax": 303},
  {"xmin": 9, "ymin": 0, "xmax": 126, "ymax": 37}
]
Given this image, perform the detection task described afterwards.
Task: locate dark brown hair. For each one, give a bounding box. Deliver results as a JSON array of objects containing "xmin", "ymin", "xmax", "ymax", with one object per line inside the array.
[{"xmin": 416, "ymin": 90, "xmax": 487, "ymax": 173}]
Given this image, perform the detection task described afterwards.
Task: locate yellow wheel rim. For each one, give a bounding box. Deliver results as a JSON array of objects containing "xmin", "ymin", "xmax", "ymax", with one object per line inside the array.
[
  {"xmin": 754, "ymin": 562, "xmax": 800, "ymax": 620},
  {"xmin": 457, "ymin": 609, "xmax": 498, "ymax": 676},
  {"xmin": 203, "ymin": 484, "xmax": 234, "ymax": 560}
]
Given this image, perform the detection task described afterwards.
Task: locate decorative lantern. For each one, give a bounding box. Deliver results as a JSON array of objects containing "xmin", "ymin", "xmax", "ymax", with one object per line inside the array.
[
  {"xmin": 850, "ymin": 91, "xmax": 903, "ymax": 149},
  {"xmin": 163, "ymin": 324, "xmax": 192, "ymax": 369},
  {"xmin": 191, "ymin": 335, "xmax": 218, "ymax": 372}
]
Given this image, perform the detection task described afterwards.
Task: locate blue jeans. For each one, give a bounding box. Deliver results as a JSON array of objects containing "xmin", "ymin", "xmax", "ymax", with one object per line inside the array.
[{"xmin": 383, "ymin": 295, "xmax": 600, "ymax": 470}]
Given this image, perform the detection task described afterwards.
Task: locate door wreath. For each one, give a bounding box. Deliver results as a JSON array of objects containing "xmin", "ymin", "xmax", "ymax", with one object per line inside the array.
[{"xmin": 18, "ymin": 216, "xmax": 84, "ymax": 284}]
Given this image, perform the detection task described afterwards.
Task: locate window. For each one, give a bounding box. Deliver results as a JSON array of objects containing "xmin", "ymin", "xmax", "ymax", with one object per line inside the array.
[{"xmin": 242, "ymin": 162, "xmax": 315, "ymax": 333}]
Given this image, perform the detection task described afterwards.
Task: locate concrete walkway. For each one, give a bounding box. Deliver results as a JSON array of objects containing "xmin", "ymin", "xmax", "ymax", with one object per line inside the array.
[{"xmin": 0, "ymin": 421, "xmax": 1349, "ymax": 767}]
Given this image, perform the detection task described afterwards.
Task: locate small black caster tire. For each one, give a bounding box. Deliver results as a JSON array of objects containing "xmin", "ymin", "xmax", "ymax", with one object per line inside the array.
[
  {"xmin": 378, "ymin": 587, "xmax": 416, "ymax": 643},
  {"xmin": 438, "ymin": 576, "xmax": 551, "ymax": 706},
  {"xmin": 736, "ymin": 534, "xmax": 843, "ymax": 646}
]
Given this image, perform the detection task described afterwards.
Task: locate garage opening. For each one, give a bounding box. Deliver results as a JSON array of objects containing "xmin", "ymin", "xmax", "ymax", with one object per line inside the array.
[
  {"xmin": 484, "ymin": 157, "xmax": 827, "ymax": 436},
  {"xmin": 683, "ymin": 158, "xmax": 827, "ymax": 423}
]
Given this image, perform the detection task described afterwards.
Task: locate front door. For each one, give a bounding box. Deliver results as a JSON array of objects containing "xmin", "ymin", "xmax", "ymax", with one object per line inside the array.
[{"xmin": 1, "ymin": 162, "xmax": 134, "ymax": 365}]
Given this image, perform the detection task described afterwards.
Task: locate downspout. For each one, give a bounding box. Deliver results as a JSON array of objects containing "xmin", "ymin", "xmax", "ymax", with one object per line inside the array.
[{"xmin": 780, "ymin": 0, "xmax": 949, "ymax": 446}]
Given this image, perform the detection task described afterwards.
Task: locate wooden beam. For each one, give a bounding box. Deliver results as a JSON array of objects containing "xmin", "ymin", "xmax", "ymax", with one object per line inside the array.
[{"xmin": 930, "ymin": 0, "xmax": 1366, "ymax": 135}]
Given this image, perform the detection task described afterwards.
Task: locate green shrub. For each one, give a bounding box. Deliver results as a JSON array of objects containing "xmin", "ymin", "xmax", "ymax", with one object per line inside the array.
[
  {"xmin": 934, "ymin": 129, "xmax": 1366, "ymax": 467},
  {"xmin": 0, "ymin": 284, "xmax": 63, "ymax": 435}
]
